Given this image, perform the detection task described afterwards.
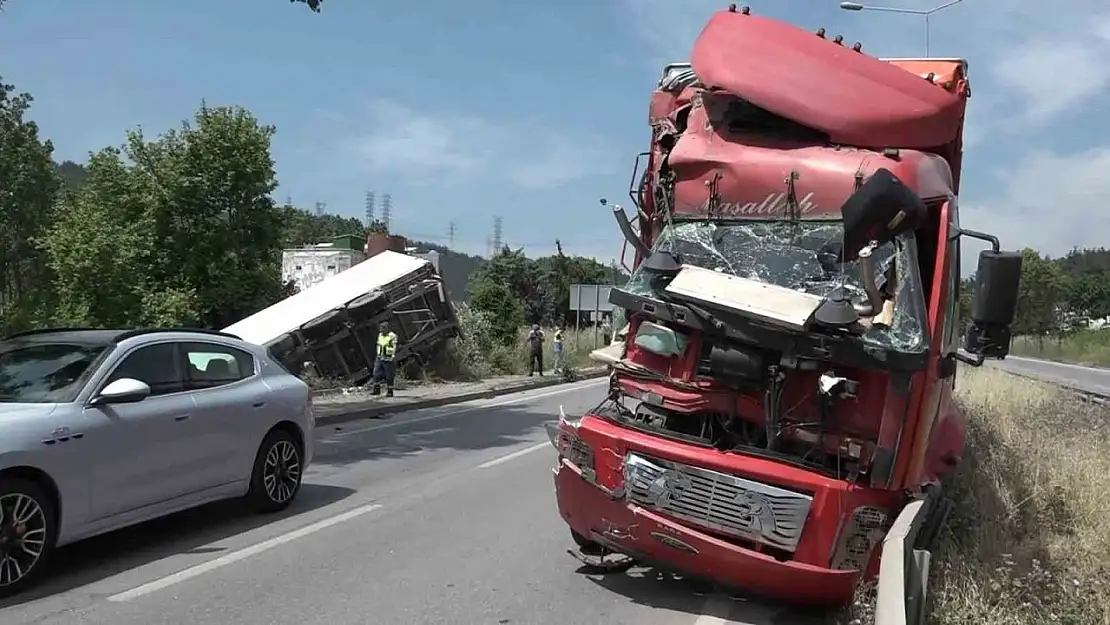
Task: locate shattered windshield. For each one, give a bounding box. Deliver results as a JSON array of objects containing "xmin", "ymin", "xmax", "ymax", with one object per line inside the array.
[{"xmin": 621, "ymin": 221, "xmax": 927, "ymax": 354}]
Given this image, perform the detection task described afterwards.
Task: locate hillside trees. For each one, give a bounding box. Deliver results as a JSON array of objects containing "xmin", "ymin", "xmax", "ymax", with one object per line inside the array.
[
  {"xmin": 43, "ymin": 104, "xmax": 289, "ymax": 328},
  {"xmin": 0, "ymin": 79, "xmax": 62, "ymax": 334}
]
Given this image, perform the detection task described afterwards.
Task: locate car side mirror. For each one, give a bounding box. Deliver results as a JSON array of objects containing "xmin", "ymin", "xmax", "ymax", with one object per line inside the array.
[
  {"xmin": 839, "ymin": 168, "xmax": 928, "ymax": 262},
  {"xmin": 91, "ymin": 377, "xmax": 151, "ymax": 406},
  {"xmin": 962, "ymin": 249, "xmax": 1023, "ymax": 360}
]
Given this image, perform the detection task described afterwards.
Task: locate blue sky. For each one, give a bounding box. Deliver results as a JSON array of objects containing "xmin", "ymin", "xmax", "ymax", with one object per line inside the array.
[{"xmin": 2, "ymin": 0, "xmax": 1108, "ymax": 268}]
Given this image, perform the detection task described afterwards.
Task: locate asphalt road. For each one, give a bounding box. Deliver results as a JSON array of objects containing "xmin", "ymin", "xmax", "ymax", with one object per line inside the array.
[
  {"xmin": 0, "ymin": 379, "xmax": 818, "ymax": 625},
  {"xmin": 993, "ymin": 355, "xmax": 1110, "ymax": 397}
]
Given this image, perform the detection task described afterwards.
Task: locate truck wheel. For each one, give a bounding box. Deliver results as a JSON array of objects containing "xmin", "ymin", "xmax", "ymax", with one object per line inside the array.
[
  {"xmin": 0, "ymin": 476, "xmax": 58, "ymax": 598},
  {"xmin": 245, "ymin": 429, "xmax": 304, "ymax": 513}
]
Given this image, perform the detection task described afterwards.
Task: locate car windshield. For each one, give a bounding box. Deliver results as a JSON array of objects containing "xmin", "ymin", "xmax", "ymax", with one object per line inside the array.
[
  {"xmin": 621, "ymin": 220, "xmax": 928, "ymax": 354},
  {"xmin": 0, "ymin": 342, "xmax": 107, "ymax": 403}
]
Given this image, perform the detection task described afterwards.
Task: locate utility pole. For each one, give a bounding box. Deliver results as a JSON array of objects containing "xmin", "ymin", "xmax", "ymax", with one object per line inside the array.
[
  {"xmin": 365, "ymin": 191, "xmax": 375, "ymax": 226},
  {"xmin": 492, "ymin": 216, "xmax": 503, "ymax": 254},
  {"xmin": 448, "ymin": 222, "xmax": 457, "ymax": 249},
  {"xmin": 381, "ymin": 193, "xmax": 392, "ymax": 232},
  {"xmin": 839, "ymin": 0, "xmax": 964, "ymax": 56}
]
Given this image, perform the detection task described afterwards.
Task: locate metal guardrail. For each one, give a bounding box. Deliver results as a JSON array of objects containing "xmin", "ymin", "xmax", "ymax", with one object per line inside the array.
[
  {"xmin": 875, "ymin": 499, "xmax": 930, "ymax": 625},
  {"xmin": 875, "ymin": 373, "xmax": 1110, "ymax": 624}
]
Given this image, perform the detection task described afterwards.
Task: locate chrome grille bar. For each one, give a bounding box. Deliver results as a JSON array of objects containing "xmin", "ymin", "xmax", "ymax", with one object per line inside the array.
[{"xmin": 623, "ymin": 453, "xmax": 814, "ymax": 552}]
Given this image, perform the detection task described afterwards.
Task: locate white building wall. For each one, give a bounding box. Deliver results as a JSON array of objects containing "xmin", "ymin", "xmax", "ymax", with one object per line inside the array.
[{"xmin": 281, "ymin": 249, "xmax": 366, "ymax": 292}]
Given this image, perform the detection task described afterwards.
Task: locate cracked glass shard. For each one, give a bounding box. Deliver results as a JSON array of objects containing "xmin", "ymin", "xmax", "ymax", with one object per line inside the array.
[{"xmin": 620, "ymin": 221, "xmax": 927, "ymax": 353}]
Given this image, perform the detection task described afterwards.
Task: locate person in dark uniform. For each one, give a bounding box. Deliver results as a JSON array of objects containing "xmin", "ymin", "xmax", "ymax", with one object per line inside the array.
[
  {"xmin": 526, "ymin": 324, "xmax": 545, "ymax": 376},
  {"xmin": 370, "ymin": 321, "xmax": 399, "ymax": 397}
]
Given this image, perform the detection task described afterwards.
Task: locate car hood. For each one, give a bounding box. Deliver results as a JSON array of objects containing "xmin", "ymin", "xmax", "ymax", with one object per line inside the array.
[{"xmin": 0, "ymin": 403, "xmax": 60, "ymax": 422}]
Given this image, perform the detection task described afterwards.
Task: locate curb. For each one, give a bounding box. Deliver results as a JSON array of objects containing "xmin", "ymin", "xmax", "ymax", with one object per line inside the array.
[{"xmin": 314, "ymin": 368, "xmax": 610, "ymax": 427}]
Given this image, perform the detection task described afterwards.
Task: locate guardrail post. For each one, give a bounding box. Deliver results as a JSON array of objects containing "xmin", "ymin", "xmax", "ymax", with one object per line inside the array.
[{"xmin": 875, "ymin": 499, "xmax": 930, "ymax": 625}]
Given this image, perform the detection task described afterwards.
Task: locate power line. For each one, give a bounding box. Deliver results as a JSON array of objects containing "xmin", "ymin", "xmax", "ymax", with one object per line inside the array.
[
  {"xmin": 365, "ymin": 191, "xmax": 375, "ymax": 226},
  {"xmin": 381, "ymin": 193, "xmax": 392, "ymax": 231}
]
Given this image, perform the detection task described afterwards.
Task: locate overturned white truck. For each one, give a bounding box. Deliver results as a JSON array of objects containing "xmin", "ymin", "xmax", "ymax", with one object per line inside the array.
[{"xmin": 224, "ymin": 250, "xmax": 459, "ymax": 385}]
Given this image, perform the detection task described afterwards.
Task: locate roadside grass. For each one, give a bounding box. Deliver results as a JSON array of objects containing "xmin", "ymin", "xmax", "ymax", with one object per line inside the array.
[
  {"xmin": 1011, "ymin": 330, "xmax": 1110, "ymax": 367},
  {"xmin": 423, "ymin": 304, "xmax": 604, "ymax": 382},
  {"xmin": 840, "ymin": 366, "xmax": 1110, "ymax": 625}
]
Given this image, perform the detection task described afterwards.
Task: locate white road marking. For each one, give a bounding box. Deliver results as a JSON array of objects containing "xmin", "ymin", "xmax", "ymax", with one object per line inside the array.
[
  {"xmin": 107, "ymin": 503, "xmax": 384, "ymax": 602},
  {"xmin": 325, "ymin": 380, "xmax": 607, "ymax": 438},
  {"xmin": 477, "ymin": 441, "xmax": 550, "ymax": 469},
  {"xmin": 1003, "ymin": 356, "xmax": 1107, "ymax": 372}
]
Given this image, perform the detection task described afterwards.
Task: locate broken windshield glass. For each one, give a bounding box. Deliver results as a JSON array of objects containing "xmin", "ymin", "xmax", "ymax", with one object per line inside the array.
[{"xmin": 621, "ymin": 221, "xmax": 927, "ymax": 354}]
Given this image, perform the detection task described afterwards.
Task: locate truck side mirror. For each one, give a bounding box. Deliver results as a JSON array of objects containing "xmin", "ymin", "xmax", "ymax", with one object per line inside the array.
[{"xmin": 962, "ymin": 249, "xmax": 1023, "ymax": 359}]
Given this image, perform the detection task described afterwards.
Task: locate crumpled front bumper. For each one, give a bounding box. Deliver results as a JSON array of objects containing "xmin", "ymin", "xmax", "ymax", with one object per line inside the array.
[{"xmin": 553, "ymin": 458, "xmax": 859, "ymax": 606}]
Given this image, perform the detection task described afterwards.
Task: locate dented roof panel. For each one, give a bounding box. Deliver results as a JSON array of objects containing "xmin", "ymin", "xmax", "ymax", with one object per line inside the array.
[{"xmin": 689, "ymin": 10, "xmax": 967, "ymax": 149}]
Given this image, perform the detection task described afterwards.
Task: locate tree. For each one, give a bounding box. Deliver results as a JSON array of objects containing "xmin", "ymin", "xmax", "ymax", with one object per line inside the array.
[
  {"xmin": 43, "ymin": 103, "xmax": 289, "ymax": 329},
  {"xmin": 469, "ymin": 247, "xmax": 554, "ymax": 324},
  {"xmin": 538, "ymin": 240, "xmax": 611, "ymax": 325},
  {"xmin": 467, "ymin": 280, "xmax": 524, "ymax": 345},
  {"xmin": 1012, "ymin": 248, "xmax": 1067, "ymax": 336},
  {"xmin": 278, "ymin": 205, "xmax": 365, "ymax": 247},
  {"xmin": 0, "ymin": 78, "xmax": 63, "ymax": 334}
]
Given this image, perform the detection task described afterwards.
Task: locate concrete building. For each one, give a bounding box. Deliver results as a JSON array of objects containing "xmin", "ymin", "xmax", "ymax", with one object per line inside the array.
[{"xmin": 282, "ymin": 235, "xmax": 369, "ymax": 292}]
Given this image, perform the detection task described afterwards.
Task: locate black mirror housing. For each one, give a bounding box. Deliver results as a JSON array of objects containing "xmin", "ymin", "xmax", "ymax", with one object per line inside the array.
[
  {"xmin": 962, "ymin": 249, "xmax": 1023, "ymax": 359},
  {"xmin": 839, "ymin": 168, "xmax": 928, "ymax": 261}
]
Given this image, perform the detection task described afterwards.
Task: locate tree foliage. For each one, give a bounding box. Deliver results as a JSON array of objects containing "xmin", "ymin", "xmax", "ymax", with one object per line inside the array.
[
  {"xmin": 0, "ymin": 79, "xmax": 62, "ymax": 334},
  {"xmin": 42, "ymin": 104, "xmax": 289, "ymax": 329}
]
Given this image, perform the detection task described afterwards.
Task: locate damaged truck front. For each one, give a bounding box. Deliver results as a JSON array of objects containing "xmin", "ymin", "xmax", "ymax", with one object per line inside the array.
[{"xmin": 549, "ymin": 6, "xmax": 1024, "ymax": 606}]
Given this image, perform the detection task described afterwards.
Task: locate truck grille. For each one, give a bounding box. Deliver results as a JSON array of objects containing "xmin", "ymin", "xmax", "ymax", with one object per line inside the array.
[{"xmin": 623, "ymin": 453, "xmax": 814, "ymax": 553}]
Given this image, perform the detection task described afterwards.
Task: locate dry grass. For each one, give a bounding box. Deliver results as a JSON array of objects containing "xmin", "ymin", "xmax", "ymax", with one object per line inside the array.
[
  {"xmin": 840, "ymin": 366, "xmax": 1110, "ymax": 624},
  {"xmin": 926, "ymin": 367, "xmax": 1110, "ymax": 624},
  {"xmin": 1012, "ymin": 331, "xmax": 1110, "ymax": 368}
]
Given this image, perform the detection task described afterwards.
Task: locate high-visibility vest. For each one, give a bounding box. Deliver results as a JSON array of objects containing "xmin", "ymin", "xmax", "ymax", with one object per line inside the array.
[{"xmin": 377, "ymin": 332, "xmax": 398, "ymax": 359}]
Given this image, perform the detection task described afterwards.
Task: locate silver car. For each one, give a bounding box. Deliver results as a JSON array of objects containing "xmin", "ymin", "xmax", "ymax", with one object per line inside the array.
[{"xmin": 0, "ymin": 327, "xmax": 315, "ymax": 597}]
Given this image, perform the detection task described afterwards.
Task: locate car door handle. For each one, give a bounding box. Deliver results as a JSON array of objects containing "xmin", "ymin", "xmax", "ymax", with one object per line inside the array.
[
  {"xmin": 252, "ymin": 401, "xmax": 266, "ymax": 408},
  {"xmin": 174, "ymin": 414, "xmax": 191, "ymax": 422}
]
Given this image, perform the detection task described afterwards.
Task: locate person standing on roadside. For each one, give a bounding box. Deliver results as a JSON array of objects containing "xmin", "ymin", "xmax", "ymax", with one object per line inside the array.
[
  {"xmin": 370, "ymin": 321, "xmax": 399, "ymax": 397},
  {"xmin": 552, "ymin": 326, "xmax": 565, "ymax": 375},
  {"xmin": 527, "ymin": 324, "xmax": 545, "ymax": 376}
]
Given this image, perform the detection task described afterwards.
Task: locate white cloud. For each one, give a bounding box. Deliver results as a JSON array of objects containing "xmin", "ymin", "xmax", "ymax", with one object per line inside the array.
[
  {"xmin": 963, "ymin": 146, "xmax": 1110, "ymax": 261},
  {"xmin": 351, "ymin": 100, "xmax": 617, "ymax": 190}
]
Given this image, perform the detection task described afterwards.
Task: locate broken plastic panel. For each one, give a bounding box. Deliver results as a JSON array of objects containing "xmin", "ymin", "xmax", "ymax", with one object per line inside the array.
[
  {"xmin": 634, "ymin": 320, "xmax": 688, "ymax": 356},
  {"xmin": 620, "ymin": 221, "xmax": 926, "ymax": 353}
]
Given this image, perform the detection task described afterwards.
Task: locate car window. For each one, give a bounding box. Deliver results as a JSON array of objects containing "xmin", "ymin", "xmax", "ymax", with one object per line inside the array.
[
  {"xmin": 0, "ymin": 342, "xmax": 107, "ymax": 403},
  {"xmin": 106, "ymin": 343, "xmax": 183, "ymax": 397},
  {"xmin": 183, "ymin": 342, "xmax": 255, "ymax": 391}
]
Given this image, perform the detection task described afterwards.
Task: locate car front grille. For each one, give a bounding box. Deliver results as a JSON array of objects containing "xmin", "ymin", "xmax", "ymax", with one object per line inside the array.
[{"xmin": 623, "ymin": 453, "xmax": 814, "ymax": 553}]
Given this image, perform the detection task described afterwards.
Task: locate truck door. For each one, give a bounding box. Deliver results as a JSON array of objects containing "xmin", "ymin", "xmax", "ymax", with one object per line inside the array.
[{"xmin": 903, "ymin": 198, "xmax": 962, "ymax": 488}]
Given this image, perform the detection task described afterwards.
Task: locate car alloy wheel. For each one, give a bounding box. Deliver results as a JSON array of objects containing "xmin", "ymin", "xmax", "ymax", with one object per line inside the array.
[
  {"xmin": 0, "ymin": 493, "xmax": 48, "ymax": 588},
  {"xmin": 263, "ymin": 440, "xmax": 302, "ymax": 504}
]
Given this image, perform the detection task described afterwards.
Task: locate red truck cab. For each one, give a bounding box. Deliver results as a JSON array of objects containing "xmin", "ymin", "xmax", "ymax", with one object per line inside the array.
[{"xmin": 549, "ymin": 6, "xmax": 1023, "ymax": 606}]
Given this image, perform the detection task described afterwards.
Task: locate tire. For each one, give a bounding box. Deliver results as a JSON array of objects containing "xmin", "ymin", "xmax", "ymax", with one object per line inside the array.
[
  {"xmin": 0, "ymin": 476, "xmax": 58, "ymax": 599},
  {"xmin": 245, "ymin": 429, "xmax": 304, "ymax": 514}
]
